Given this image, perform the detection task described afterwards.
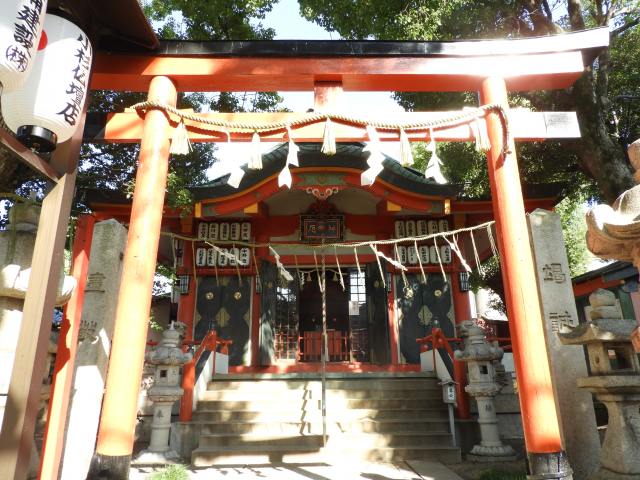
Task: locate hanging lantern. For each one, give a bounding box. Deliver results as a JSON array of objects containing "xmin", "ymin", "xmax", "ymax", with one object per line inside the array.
[
  {"xmin": 428, "ymin": 220, "xmax": 438, "ymax": 235},
  {"xmin": 419, "ymin": 245, "xmax": 430, "ymax": 264},
  {"xmin": 0, "ymin": 0, "xmax": 47, "ymax": 92},
  {"xmin": 394, "ymin": 220, "xmax": 405, "ymax": 239},
  {"xmin": 208, "ymin": 222, "xmax": 219, "ymax": 241},
  {"xmin": 438, "ymin": 219, "xmax": 449, "ymax": 233},
  {"xmin": 407, "ymin": 245, "xmax": 418, "ymax": 265},
  {"xmin": 197, "ymin": 222, "xmax": 209, "ymax": 240},
  {"xmin": 440, "ymin": 245, "xmax": 452, "ymax": 264},
  {"xmin": 405, "ymin": 220, "xmax": 416, "ymax": 237},
  {"xmin": 218, "ymin": 248, "xmax": 229, "ymax": 267},
  {"xmin": 230, "ymin": 222, "xmax": 240, "ymax": 241},
  {"xmin": 2, "ymin": 13, "xmax": 93, "ymax": 152},
  {"xmin": 195, "ymin": 248, "xmax": 207, "ymax": 267},
  {"xmin": 417, "ymin": 220, "xmax": 428, "ymax": 236},
  {"xmin": 239, "ymin": 248, "xmax": 250, "ymax": 267},
  {"xmin": 396, "ymin": 246, "xmax": 408, "ymax": 264},
  {"xmin": 429, "ymin": 245, "xmax": 439, "ymax": 264},
  {"xmin": 206, "ymin": 248, "xmax": 217, "ymax": 267},
  {"xmin": 240, "ymin": 222, "xmax": 251, "ymax": 241},
  {"xmin": 219, "ymin": 223, "xmax": 230, "ymax": 240}
]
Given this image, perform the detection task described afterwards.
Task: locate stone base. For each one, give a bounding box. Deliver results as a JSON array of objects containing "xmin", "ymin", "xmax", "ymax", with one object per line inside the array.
[
  {"xmin": 467, "ymin": 453, "xmax": 519, "ymax": 463},
  {"xmin": 132, "ymin": 449, "xmax": 183, "ymax": 466},
  {"xmin": 590, "ymin": 468, "xmax": 640, "ymax": 480}
]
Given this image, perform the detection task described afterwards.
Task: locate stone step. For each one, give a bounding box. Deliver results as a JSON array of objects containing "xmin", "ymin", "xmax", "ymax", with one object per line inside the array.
[
  {"xmin": 198, "ymin": 432, "xmax": 454, "ymax": 449},
  {"xmin": 192, "ymin": 407, "xmax": 449, "ymax": 423},
  {"xmin": 200, "ymin": 388, "xmax": 443, "ymax": 401},
  {"xmin": 191, "ymin": 445, "xmax": 462, "ymax": 466},
  {"xmin": 196, "ymin": 397, "xmax": 443, "ymax": 411},
  {"xmin": 196, "ymin": 418, "xmax": 451, "ymax": 435},
  {"xmin": 209, "ymin": 378, "xmax": 441, "ymax": 391}
]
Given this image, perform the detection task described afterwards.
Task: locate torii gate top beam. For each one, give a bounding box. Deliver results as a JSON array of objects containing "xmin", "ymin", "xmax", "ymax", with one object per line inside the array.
[{"xmin": 91, "ymin": 28, "xmax": 609, "ymax": 93}]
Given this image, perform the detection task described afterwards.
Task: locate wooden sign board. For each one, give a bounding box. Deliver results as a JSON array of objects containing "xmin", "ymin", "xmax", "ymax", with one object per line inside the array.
[{"xmin": 300, "ymin": 215, "xmax": 343, "ymax": 241}]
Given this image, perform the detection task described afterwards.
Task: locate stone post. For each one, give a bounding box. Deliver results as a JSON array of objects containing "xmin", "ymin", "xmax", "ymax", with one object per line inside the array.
[
  {"xmin": 60, "ymin": 219, "xmax": 127, "ymax": 479},
  {"xmin": 528, "ymin": 209, "xmax": 600, "ymax": 479},
  {"xmin": 455, "ymin": 320, "xmax": 516, "ymax": 461},
  {"xmin": 559, "ymin": 289, "xmax": 640, "ymax": 479},
  {"xmin": 135, "ymin": 324, "xmax": 191, "ymax": 463},
  {"xmin": 0, "ymin": 203, "xmax": 75, "ymax": 477}
]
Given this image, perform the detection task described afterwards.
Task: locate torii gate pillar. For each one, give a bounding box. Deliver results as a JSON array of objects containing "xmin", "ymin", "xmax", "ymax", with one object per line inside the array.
[
  {"xmin": 481, "ymin": 76, "xmax": 571, "ymax": 479},
  {"xmin": 88, "ymin": 75, "xmax": 177, "ymax": 479}
]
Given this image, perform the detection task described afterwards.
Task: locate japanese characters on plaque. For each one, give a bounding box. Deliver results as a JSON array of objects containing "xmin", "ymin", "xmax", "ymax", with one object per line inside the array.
[
  {"xmin": 394, "ymin": 219, "xmax": 452, "ymax": 265},
  {"xmin": 5, "ymin": 0, "xmax": 45, "ymax": 74},
  {"xmin": 300, "ymin": 215, "xmax": 343, "ymax": 241}
]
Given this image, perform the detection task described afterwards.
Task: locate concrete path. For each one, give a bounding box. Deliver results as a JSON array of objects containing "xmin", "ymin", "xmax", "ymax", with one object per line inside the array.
[{"xmin": 130, "ymin": 460, "xmax": 464, "ymax": 479}]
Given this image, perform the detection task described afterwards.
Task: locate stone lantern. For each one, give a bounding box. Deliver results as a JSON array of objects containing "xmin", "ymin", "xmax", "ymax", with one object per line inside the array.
[
  {"xmin": 136, "ymin": 324, "xmax": 192, "ymax": 463},
  {"xmin": 559, "ymin": 288, "xmax": 640, "ymax": 479},
  {"xmin": 455, "ymin": 320, "xmax": 516, "ymax": 461},
  {"xmin": 586, "ymin": 138, "xmax": 640, "ymax": 349}
]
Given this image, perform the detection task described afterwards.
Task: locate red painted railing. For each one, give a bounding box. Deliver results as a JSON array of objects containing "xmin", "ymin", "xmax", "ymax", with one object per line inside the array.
[{"xmin": 179, "ymin": 331, "xmax": 232, "ymax": 421}]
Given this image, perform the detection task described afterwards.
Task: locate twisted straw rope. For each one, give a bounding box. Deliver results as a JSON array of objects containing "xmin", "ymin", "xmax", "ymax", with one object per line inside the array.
[{"xmin": 131, "ymin": 101, "xmax": 511, "ymax": 152}]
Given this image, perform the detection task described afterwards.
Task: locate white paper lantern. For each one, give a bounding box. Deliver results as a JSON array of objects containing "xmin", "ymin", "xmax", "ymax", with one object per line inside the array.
[
  {"xmin": 419, "ymin": 245, "xmax": 430, "ymax": 264},
  {"xmin": 197, "ymin": 222, "xmax": 208, "ymax": 240},
  {"xmin": 428, "ymin": 220, "xmax": 438, "ymax": 235},
  {"xmin": 206, "ymin": 248, "xmax": 217, "ymax": 267},
  {"xmin": 396, "ymin": 246, "xmax": 407, "ymax": 264},
  {"xmin": 195, "ymin": 248, "xmax": 207, "ymax": 267},
  {"xmin": 219, "ymin": 223, "xmax": 230, "ymax": 241},
  {"xmin": 2, "ymin": 13, "xmax": 92, "ymax": 152},
  {"xmin": 407, "ymin": 245, "xmax": 418, "ymax": 265},
  {"xmin": 417, "ymin": 220, "xmax": 428, "ymax": 236},
  {"xmin": 0, "ymin": 0, "xmax": 47, "ymax": 92},
  {"xmin": 429, "ymin": 245, "xmax": 439, "ymax": 264},
  {"xmin": 438, "ymin": 219, "xmax": 449, "ymax": 233},
  {"xmin": 394, "ymin": 221, "xmax": 405, "ymax": 239},
  {"xmin": 405, "ymin": 220, "xmax": 416, "ymax": 237},
  {"xmin": 241, "ymin": 222, "xmax": 251, "ymax": 241},
  {"xmin": 239, "ymin": 247, "xmax": 250, "ymax": 266},
  {"xmin": 218, "ymin": 248, "xmax": 228, "ymax": 267},
  {"xmin": 229, "ymin": 247, "xmax": 240, "ymax": 266},
  {"xmin": 208, "ymin": 223, "xmax": 219, "ymax": 241},
  {"xmin": 440, "ymin": 245, "xmax": 452, "ymax": 264},
  {"xmin": 230, "ymin": 222, "xmax": 240, "ymax": 240}
]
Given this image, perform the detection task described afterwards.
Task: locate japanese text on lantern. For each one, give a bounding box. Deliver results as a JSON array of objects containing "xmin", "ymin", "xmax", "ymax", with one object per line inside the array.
[
  {"xmin": 542, "ymin": 263, "xmax": 566, "ymax": 284},
  {"xmin": 5, "ymin": 0, "xmax": 44, "ymax": 72},
  {"xmin": 57, "ymin": 34, "xmax": 92, "ymax": 126}
]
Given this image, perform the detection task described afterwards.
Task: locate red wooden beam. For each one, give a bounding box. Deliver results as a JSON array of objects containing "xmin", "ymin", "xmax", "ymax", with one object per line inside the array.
[{"xmin": 90, "ymin": 52, "xmax": 586, "ymax": 93}]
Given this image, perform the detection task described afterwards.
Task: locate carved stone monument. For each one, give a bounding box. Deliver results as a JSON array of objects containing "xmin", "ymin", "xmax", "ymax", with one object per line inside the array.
[
  {"xmin": 559, "ymin": 289, "xmax": 640, "ymax": 479},
  {"xmin": 529, "ymin": 209, "xmax": 600, "ymax": 479},
  {"xmin": 60, "ymin": 219, "xmax": 127, "ymax": 480},
  {"xmin": 455, "ymin": 320, "xmax": 516, "ymax": 461}
]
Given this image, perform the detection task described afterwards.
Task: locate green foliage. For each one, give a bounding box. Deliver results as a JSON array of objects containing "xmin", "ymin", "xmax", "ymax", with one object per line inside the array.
[
  {"xmin": 555, "ymin": 195, "xmax": 591, "ymax": 277},
  {"xmin": 147, "ymin": 464, "xmax": 189, "ymax": 480}
]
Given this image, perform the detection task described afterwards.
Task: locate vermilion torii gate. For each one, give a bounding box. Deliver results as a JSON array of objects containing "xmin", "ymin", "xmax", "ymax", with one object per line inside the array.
[{"xmin": 0, "ymin": 17, "xmax": 608, "ymax": 480}]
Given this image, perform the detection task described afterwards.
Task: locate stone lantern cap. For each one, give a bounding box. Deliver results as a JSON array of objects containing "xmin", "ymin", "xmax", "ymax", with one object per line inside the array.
[
  {"xmin": 585, "ymin": 138, "xmax": 640, "ymax": 265},
  {"xmin": 454, "ymin": 320, "xmax": 503, "ymax": 362},
  {"xmin": 145, "ymin": 325, "xmax": 192, "ymax": 366}
]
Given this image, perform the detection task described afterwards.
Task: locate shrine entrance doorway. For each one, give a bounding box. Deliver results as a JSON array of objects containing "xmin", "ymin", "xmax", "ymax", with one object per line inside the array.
[{"xmin": 273, "ymin": 267, "xmax": 389, "ymax": 365}]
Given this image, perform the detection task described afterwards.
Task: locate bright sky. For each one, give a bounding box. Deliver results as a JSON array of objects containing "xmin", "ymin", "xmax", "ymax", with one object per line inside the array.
[{"xmin": 209, "ymin": 0, "xmax": 405, "ymax": 181}]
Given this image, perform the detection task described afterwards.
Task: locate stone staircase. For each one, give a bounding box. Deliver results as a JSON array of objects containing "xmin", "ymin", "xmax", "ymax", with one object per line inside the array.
[{"xmin": 189, "ymin": 373, "xmax": 461, "ymax": 466}]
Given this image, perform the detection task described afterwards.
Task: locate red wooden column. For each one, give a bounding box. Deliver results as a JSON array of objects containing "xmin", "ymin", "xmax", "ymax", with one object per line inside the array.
[
  {"xmin": 450, "ymin": 270, "xmax": 471, "ymax": 419},
  {"xmin": 481, "ymin": 77, "xmax": 570, "ymax": 478},
  {"xmin": 89, "ymin": 76, "xmax": 177, "ymax": 479},
  {"xmin": 177, "ymin": 241, "xmax": 196, "ymax": 342},
  {"xmin": 40, "ymin": 214, "xmax": 96, "ymax": 480}
]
